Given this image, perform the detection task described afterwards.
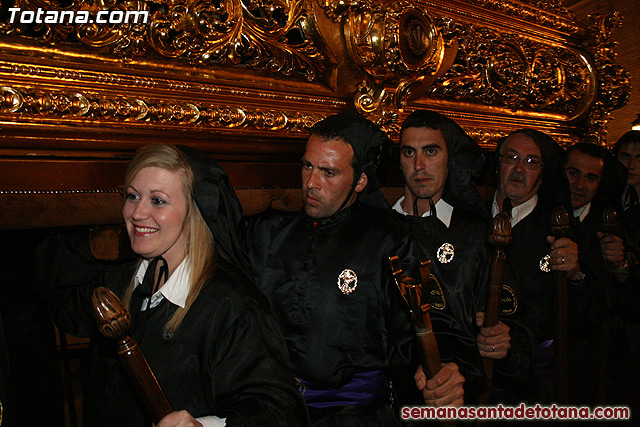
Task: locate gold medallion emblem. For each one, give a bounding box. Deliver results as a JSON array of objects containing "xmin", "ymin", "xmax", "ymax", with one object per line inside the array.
[
  {"xmin": 437, "ymin": 243, "xmax": 455, "ymax": 264},
  {"xmin": 295, "ymin": 377, "xmax": 307, "ymax": 396},
  {"xmin": 540, "ymin": 254, "xmax": 551, "ymax": 272},
  {"xmin": 428, "ymin": 274, "xmax": 446, "ymax": 310},
  {"xmin": 500, "ymin": 284, "xmax": 518, "ymax": 315},
  {"xmin": 337, "ymin": 269, "xmax": 358, "ymax": 295}
]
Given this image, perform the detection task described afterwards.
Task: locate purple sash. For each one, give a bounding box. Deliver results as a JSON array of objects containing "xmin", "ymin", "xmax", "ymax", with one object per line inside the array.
[
  {"xmin": 297, "ymin": 370, "xmax": 387, "ymax": 408},
  {"xmin": 535, "ymin": 339, "xmax": 554, "ymax": 401}
]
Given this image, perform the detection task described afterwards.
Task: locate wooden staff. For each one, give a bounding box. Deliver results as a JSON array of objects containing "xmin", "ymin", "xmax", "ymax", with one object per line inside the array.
[
  {"xmin": 478, "ymin": 212, "xmax": 512, "ymax": 405},
  {"xmin": 550, "ymin": 205, "xmax": 570, "ymax": 403},
  {"xmin": 601, "ymin": 207, "xmax": 619, "ymax": 270},
  {"xmin": 91, "ymin": 287, "xmax": 173, "ymax": 424},
  {"xmin": 596, "ymin": 207, "xmax": 618, "ymax": 403},
  {"xmin": 390, "ymin": 257, "xmax": 457, "ymax": 427},
  {"xmin": 389, "ymin": 256, "xmax": 441, "ymax": 378}
]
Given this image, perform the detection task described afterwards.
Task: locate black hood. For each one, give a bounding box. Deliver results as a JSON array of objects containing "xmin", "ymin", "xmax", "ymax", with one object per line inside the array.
[{"xmin": 175, "ymin": 145, "xmax": 249, "ymax": 275}]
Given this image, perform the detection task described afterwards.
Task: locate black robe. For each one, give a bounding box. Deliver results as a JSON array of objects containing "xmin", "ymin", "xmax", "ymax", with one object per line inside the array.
[
  {"xmin": 569, "ymin": 211, "xmax": 616, "ymax": 405},
  {"xmin": 242, "ymin": 203, "xmax": 417, "ymax": 425},
  {"xmin": 500, "ymin": 200, "xmax": 606, "ymax": 402},
  {"xmin": 601, "ymin": 207, "xmax": 640, "ymax": 413},
  {"xmin": 38, "ymin": 232, "xmax": 307, "ymax": 427},
  {"xmin": 621, "ymin": 201, "xmax": 640, "ymax": 248},
  {"xmin": 398, "ymin": 207, "xmax": 488, "ymax": 401}
]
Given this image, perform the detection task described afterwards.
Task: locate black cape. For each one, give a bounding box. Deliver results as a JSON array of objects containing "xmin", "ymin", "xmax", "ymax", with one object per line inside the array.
[
  {"xmin": 243, "ymin": 203, "xmax": 415, "ymax": 388},
  {"xmin": 37, "ymin": 232, "xmax": 307, "ymax": 427},
  {"xmin": 397, "ymin": 205, "xmax": 488, "ymax": 401},
  {"xmin": 242, "ymin": 203, "xmax": 424, "ymax": 426}
]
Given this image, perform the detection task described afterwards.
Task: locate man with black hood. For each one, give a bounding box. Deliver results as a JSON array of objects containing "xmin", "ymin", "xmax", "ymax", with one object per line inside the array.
[
  {"xmin": 565, "ymin": 143, "xmax": 633, "ymax": 285},
  {"xmin": 243, "ymin": 111, "xmax": 465, "ymax": 426},
  {"xmin": 564, "ymin": 142, "xmax": 640, "ymax": 408},
  {"xmin": 491, "ymin": 129, "xmax": 608, "ymax": 403},
  {"xmin": 393, "ymin": 110, "xmax": 534, "ymax": 404}
]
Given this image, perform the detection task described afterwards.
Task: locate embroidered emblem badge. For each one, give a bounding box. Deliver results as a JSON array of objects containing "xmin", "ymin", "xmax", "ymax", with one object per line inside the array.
[
  {"xmin": 337, "ymin": 269, "xmax": 358, "ymax": 295},
  {"xmin": 540, "ymin": 254, "xmax": 551, "ymax": 272},
  {"xmin": 428, "ymin": 274, "xmax": 446, "ymax": 310},
  {"xmin": 436, "ymin": 243, "xmax": 455, "ymax": 264},
  {"xmin": 295, "ymin": 377, "xmax": 307, "ymax": 396},
  {"xmin": 500, "ymin": 284, "xmax": 518, "ymax": 315}
]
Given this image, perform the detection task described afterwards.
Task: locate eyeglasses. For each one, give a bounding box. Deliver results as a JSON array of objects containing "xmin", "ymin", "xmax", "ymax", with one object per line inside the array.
[{"xmin": 499, "ymin": 154, "xmax": 544, "ymax": 170}]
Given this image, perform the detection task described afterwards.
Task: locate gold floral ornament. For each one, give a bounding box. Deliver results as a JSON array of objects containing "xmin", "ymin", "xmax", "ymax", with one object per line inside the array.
[
  {"xmin": 3, "ymin": 0, "xmax": 326, "ymax": 80},
  {"xmin": 146, "ymin": 0, "xmax": 326, "ymax": 80},
  {"xmin": 0, "ymin": 85, "xmax": 324, "ymax": 131},
  {"xmin": 339, "ymin": 0, "xmax": 452, "ymax": 129},
  {"xmin": 581, "ymin": 12, "xmax": 631, "ymax": 144},
  {"xmin": 429, "ymin": 23, "xmax": 594, "ymax": 119}
]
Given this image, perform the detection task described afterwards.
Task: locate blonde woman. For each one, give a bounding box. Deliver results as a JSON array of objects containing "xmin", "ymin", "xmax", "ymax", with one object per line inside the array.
[{"xmin": 40, "ymin": 145, "xmax": 307, "ymax": 427}]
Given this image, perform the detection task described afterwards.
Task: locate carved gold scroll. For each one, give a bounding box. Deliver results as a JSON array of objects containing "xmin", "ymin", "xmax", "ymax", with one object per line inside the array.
[{"xmin": 0, "ymin": 0, "xmax": 630, "ymax": 228}]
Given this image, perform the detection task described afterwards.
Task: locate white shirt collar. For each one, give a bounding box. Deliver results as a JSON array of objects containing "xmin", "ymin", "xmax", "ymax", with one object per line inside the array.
[
  {"xmin": 573, "ymin": 202, "xmax": 591, "ymax": 223},
  {"xmin": 392, "ymin": 196, "xmax": 454, "ymax": 228},
  {"xmin": 135, "ymin": 257, "xmax": 191, "ymax": 309},
  {"xmin": 492, "ymin": 192, "xmax": 538, "ymax": 228}
]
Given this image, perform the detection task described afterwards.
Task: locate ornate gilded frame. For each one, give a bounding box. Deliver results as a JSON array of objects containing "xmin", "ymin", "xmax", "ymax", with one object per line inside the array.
[{"xmin": 0, "ymin": 0, "xmax": 630, "ymax": 228}]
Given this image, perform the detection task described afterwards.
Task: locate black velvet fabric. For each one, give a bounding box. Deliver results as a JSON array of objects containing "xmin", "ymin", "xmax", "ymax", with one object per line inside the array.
[
  {"xmin": 399, "ymin": 208, "xmax": 488, "ymax": 401},
  {"xmin": 39, "ymin": 233, "xmax": 306, "ymax": 426},
  {"xmin": 242, "ymin": 203, "xmax": 415, "ymax": 390},
  {"xmin": 568, "ymin": 211, "xmax": 616, "ymax": 405},
  {"xmin": 176, "ymin": 145, "xmax": 254, "ymax": 279},
  {"xmin": 621, "ymin": 204, "xmax": 640, "ymax": 251}
]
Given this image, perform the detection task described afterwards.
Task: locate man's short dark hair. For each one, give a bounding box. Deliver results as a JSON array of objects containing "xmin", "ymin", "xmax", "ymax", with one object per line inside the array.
[
  {"xmin": 400, "ymin": 110, "xmax": 452, "ymax": 145},
  {"xmin": 613, "ymin": 130, "xmax": 640, "ymax": 155},
  {"xmin": 309, "ymin": 114, "xmax": 386, "ymax": 179},
  {"xmin": 309, "ymin": 119, "xmax": 358, "ymax": 172},
  {"xmin": 566, "ymin": 142, "xmax": 607, "ymax": 163}
]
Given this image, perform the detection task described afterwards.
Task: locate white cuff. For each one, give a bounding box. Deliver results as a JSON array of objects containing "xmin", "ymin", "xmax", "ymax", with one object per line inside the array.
[{"xmin": 196, "ymin": 416, "xmax": 226, "ymax": 427}]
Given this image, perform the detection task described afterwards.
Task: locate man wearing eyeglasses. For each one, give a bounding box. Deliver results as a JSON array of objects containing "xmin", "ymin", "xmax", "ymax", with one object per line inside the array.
[{"xmin": 491, "ymin": 129, "xmax": 591, "ymax": 403}]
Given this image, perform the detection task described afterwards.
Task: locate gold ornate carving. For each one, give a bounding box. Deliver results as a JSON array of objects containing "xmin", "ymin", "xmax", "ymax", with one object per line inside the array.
[
  {"xmin": 0, "ymin": 0, "xmax": 630, "ymax": 146},
  {"xmin": 580, "ymin": 12, "xmax": 631, "ymax": 144},
  {"xmin": 428, "ymin": 21, "xmax": 594, "ymax": 119},
  {"xmin": 3, "ymin": 0, "xmax": 326, "ymax": 81},
  {"xmin": 0, "ymin": 189, "xmax": 120, "ymax": 195},
  {"xmin": 461, "ymin": 0, "xmax": 579, "ymax": 34},
  {"xmin": 338, "ymin": 0, "xmax": 453, "ymax": 130},
  {"xmin": 0, "ymin": 85, "xmax": 324, "ymax": 132}
]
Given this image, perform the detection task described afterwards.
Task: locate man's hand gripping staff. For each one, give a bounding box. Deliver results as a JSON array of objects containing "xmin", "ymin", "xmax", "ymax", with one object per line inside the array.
[
  {"xmin": 477, "ymin": 212, "xmax": 512, "ymax": 406},
  {"xmin": 550, "ymin": 206, "xmax": 570, "ymax": 403},
  {"xmin": 389, "ymin": 257, "xmax": 465, "ymax": 409}
]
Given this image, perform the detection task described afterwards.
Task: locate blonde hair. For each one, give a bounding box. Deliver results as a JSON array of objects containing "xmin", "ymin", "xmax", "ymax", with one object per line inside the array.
[{"xmin": 122, "ymin": 144, "xmax": 215, "ymax": 335}]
